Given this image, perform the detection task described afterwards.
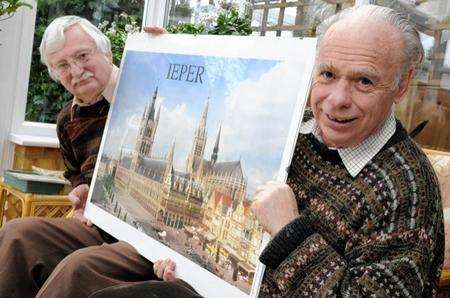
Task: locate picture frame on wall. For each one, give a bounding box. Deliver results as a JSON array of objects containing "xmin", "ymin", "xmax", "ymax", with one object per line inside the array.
[{"xmin": 85, "ymin": 33, "xmax": 316, "ymax": 297}]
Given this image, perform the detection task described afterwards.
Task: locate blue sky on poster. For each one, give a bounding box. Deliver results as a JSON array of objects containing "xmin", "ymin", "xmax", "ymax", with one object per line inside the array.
[{"xmin": 104, "ymin": 51, "xmax": 303, "ymax": 195}]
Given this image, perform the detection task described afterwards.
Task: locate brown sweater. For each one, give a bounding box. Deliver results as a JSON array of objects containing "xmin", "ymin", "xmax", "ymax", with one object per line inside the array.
[
  {"xmin": 258, "ymin": 121, "xmax": 444, "ymax": 297},
  {"xmin": 56, "ymin": 99, "xmax": 109, "ymax": 187}
]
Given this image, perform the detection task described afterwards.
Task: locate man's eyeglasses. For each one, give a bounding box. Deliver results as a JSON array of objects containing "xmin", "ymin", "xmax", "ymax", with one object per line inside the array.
[{"xmin": 53, "ymin": 48, "xmax": 97, "ymax": 76}]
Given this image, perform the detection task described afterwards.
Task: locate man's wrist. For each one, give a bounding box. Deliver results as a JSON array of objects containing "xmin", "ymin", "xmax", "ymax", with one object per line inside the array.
[
  {"xmin": 260, "ymin": 214, "xmax": 315, "ymax": 269},
  {"xmin": 271, "ymin": 211, "xmax": 300, "ymax": 236}
]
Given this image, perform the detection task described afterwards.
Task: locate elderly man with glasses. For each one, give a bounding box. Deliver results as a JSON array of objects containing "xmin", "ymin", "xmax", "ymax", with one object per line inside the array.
[
  {"xmin": 43, "ymin": 17, "xmax": 119, "ymax": 225},
  {"xmin": 0, "ymin": 16, "xmax": 198, "ymax": 298}
]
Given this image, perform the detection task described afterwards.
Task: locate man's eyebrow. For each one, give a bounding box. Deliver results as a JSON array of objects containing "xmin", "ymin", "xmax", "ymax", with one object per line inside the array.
[
  {"xmin": 52, "ymin": 58, "xmax": 67, "ymax": 66},
  {"xmin": 315, "ymin": 62, "xmax": 380, "ymax": 79},
  {"xmin": 315, "ymin": 62, "xmax": 336, "ymax": 72},
  {"xmin": 53, "ymin": 48, "xmax": 92, "ymax": 64},
  {"xmin": 73, "ymin": 48, "xmax": 93, "ymax": 56},
  {"xmin": 347, "ymin": 68, "xmax": 380, "ymax": 79}
]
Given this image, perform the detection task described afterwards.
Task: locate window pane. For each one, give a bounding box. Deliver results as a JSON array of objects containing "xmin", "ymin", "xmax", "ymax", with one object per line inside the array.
[
  {"xmin": 267, "ymin": 8, "xmax": 280, "ymax": 27},
  {"xmin": 251, "ymin": 8, "xmax": 263, "ymax": 27},
  {"xmin": 280, "ymin": 30, "xmax": 293, "ymax": 37},
  {"xmin": 26, "ymin": 0, "xmax": 145, "ymax": 124},
  {"xmin": 166, "ymin": 0, "xmax": 250, "ymax": 28},
  {"xmin": 283, "ymin": 6, "xmax": 297, "ymax": 26},
  {"xmin": 264, "ymin": 30, "xmax": 277, "ymax": 36},
  {"xmin": 250, "ymin": 0, "xmax": 354, "ymax": 37},
  {"xmin": 374, "ymin": 0, "xmax": 450, "ymax": 151}
]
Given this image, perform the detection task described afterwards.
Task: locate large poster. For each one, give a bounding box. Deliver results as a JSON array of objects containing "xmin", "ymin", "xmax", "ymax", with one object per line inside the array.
[{"xmin": 85, "ymin": 33, "xmax": 316, "ymax": 297}]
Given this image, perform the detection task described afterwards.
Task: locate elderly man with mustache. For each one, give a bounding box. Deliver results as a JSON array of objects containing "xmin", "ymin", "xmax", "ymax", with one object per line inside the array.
[{"xmin": 0, "ymin": 16, "xmax": 200, "ymax": 298}]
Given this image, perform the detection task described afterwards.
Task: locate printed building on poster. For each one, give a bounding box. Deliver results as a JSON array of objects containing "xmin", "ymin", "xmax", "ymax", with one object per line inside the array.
[
  {"xmin": 202, "ymin": 190, "xmax": 264, "ymax": 280},
  {"xmin": 112, "ymin": 87, "xmax": 263, "ymax": 279}
]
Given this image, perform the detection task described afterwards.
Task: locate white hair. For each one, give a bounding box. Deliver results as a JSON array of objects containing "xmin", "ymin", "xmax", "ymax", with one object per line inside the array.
[
  {"xmin": 39, "ymin": 15, "xmax": 111, "ymax": 81},
  {"xmin": 316, "ymin": 5, "xmax": 424, "ymax": 87}
]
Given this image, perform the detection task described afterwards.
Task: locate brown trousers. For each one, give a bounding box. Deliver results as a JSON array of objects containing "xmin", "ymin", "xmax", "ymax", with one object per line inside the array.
[
  {"xmin": 90, "ymin": 280, "xmax": 202, "ymax": 298},
  {"xmin": 0, "ymin": 217, "xmax": 158, "ymax": 298}
]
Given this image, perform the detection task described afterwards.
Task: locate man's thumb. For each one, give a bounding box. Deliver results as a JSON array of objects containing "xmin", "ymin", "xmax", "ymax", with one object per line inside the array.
[{"xmin": 68, "ymin": 192, "xmax": 81, "ymax": 207}]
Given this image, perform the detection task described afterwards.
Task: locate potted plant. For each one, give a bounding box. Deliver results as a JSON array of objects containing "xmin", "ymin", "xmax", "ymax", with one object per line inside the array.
[{"xmin": 166, "ymin": 7, "xmax": 252, "ymax": 36}]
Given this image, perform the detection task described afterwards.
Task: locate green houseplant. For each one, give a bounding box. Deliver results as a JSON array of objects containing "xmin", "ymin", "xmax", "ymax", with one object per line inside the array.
[
  {"xmin": 208, "ymin": 7, "xmax": 252, "ymax": 36},
  {"xmin": 98, "ymin": 13, "xmax": 140, "ymax": 66},
  {"xmin": 166, "ymin": 7, "xmax": 252, "ymax": 36}
]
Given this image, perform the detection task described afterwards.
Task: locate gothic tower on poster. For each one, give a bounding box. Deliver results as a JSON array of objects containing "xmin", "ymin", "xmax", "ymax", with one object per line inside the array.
[
  {"xmin": 131, "ymin": 87, "xmax": 160, "ymax": 171},
  {"xmin": 186, "ymin": 99, "xmax": 208, "ymax": 176}
]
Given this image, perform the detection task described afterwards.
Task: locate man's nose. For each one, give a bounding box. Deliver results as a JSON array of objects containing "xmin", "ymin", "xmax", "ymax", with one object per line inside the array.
[
  {"xmin": 326, "ymin": 79, "xmax": 352, "ymax": 109},
  {"xmin": 69, "ymin": 62, "xmax": 84, "ymax": 78}
]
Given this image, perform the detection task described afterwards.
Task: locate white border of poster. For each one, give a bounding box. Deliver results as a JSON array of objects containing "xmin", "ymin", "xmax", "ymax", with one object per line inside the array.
[{"xmin": 85, "ymin": 33, "xmax": 316, "ymax": 298}]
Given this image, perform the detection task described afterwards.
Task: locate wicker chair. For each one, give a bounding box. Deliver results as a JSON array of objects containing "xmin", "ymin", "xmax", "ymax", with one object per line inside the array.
[{"xmin": 0, "ymin": 179, "xmax": 72, "ymax": 227}]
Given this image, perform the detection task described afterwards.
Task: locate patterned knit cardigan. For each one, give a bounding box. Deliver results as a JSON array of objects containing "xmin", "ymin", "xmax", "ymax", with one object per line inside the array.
[
  {"xmin": 259, "ymin": 121, "xmax": 444, "ymax": 297},
  {"xmin": 56, "ymin": 99, "xmax": 109, "ymax": 187}
]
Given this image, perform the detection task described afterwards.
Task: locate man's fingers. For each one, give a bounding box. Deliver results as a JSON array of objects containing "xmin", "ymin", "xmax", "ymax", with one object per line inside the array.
[
  {"xmin": 163, "ymin": 269, "xmax": 176, "ymax": 282},
  {"xmin": 162, "ymin": 259, "xmax": 176, "ymax": 281},
  {"xmin": 73, "ymin": 210, "xmax": 91, "ymax": 226},
  {"xmin": 77, "ymin": 184, "xmax": 90, "ymax": 205},
  {"xmin": 153, "ymin": 259, "xmax": 176, "ymax": 280},
  {"xmin": 250, "ymin": 200, "xmax": 258, "ymax": 213},
  {"xmin": 254, "ymin": 182, "xmax": 271, "ymax": 196},
  {"xmin": 154, "ymin": 260, "xmax": 164, "ymax": 279},
  {"xmin": 73, "ymin": 212, "xmax": 87, "ymax": 223},
  {"xmin": 254, "ymin": 181, "xmax": 290, "ymax": 199},
  {"xmin": 68, "ymin": 193, "xmax": 81, "ymax": 207},
  {"xmin": 250, "ymin": 181, "xmax": 299, "ymax": 236},
  {"xmin": 143, "ymin": 26, "xmax": 167, "ymax": 34},
  {"xmin": 68, "ymin": 184, "xmax": 89, "ymax": 208},
  {"xmin": 156, "ymin": 265, "xmax": 164, "ymax": 279},
  {"xmin": 153, "ymin": 260, "xmax": 162, "ymax": 278},
  {"xmin": 162, "ymin": 258, "xmax": 173, "ymax": 271},
  {"xmin": 254, "ymin": 180, "xmax": 280, "ymax": 196},
  {"xmin": 266, "ymin": 180, "xmax": 280, "ymax": 186},
  {"xmin": 254, "ymin": 185, "xmax": 266, "ymax": 195},
  {"xmin": 80, "ymin": 184, "xmax": 89, "ymax": 195},
  {"xmin": 167, "ymin": 259, "xmax": 176, "ymax": 271}
]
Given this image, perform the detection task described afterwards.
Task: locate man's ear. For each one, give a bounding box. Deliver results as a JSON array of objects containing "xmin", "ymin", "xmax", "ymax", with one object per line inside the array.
[
  {"xmin": 106, "ymin": 51, "xmax": 113, "ymax": 64},
  {"xmin": 393, "ymin": 67, "xmax": 415, "ymax": 104}
]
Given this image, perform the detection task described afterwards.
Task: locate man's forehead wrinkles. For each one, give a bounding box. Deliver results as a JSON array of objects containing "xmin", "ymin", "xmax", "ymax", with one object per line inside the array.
[
  {"xmin": 322, "ymin": 52, "xmax": 379, "ymax": 61},
  {"xmin": 319, "ymin": 52, "xmax": 380, "ymax": 67},
  {"xmin": 323, "ymin": 42, "xmax": 381, "ymax": 52},
  {"xmin": 321, "ymin": 45, "xmax": 382, "ymax": 58},
  {"xmin": 50, "ymin": 42, "xmax": 96, "ymax": 65}
]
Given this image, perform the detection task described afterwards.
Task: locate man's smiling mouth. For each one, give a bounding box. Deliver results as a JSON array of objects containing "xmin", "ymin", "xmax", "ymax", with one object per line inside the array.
[{"xmin": 327, "ymin": 114, "xmax": 357, "ymax": 124}]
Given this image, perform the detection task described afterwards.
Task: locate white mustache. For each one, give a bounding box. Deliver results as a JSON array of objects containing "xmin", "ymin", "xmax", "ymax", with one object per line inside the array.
[{"xmin": 72, "ymin": 71, "xmax": 94, "ymax": 86}]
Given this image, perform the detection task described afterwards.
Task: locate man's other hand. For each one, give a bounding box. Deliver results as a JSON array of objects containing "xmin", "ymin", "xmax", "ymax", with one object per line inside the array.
[
  {"xmin": 154, "ymin": 258, "xmax": 177, "ymax": 282},
  {"xmin": 251, "ymin": 181, "xmax": 299, "ymax": 237},
  {"xmin": 68, "ymin": 183, "xmax": 92, "ymax": 226},
  {"xmin": 143, "ymin": 26, "xmax": 167, "ymax": 34}
]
